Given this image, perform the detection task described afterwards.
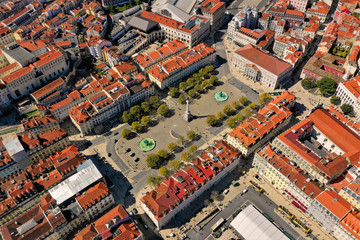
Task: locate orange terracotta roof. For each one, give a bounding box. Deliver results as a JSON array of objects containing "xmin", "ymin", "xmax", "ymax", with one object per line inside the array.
[
  {"xmin": 1, "ymin": 66, "xmax": 32, "ymax": 84},
  {"xmin": 74, "ymin": 224, "xmax": 98, "ymax": 240},
  {"xmin": 315, "ymin": 189, "xmax": 352, "ymax": 219},
  {"xmin": 31, "ymin": 78, "xmax": 64, "ymax": 100},
  {"xmin": 0, "ymin": 198, "xmax": 16, "ymax": 215},
  {"xmin": 34, "ymin": 169, "xmax": 62, "ymax": 189},
  {"xmin": 340, "ymin": 211, "xmax": 360, "ymax": 239},
  {"xmin": 0, "ymin": 63, "xmax": 19, "ymax": 76},
  {"xmin": 114, "ymin": 62, "xmax": 137, "ymax": 74},
  {"xmin": 201, "ymin": 0, "xmax": 225, "ymax": 13},
  {"xmin": 76, "ymin": 182, "xmax": 109, "ymax": 210},
  {"xmin": 33, "ymin": 50, "xmax": 63, "ymax": 67},
  {"xmin": 342, "ymin": 78, "xmax": 360, "ymax": 98},
  {"xmin": 38, "ymin": 128, "xmax": 67, "ymax": 146},
  {"xmin": 49, "ymin": 90, "xmax": 82, "ymax": 111},
  {"xmin": 235, "ymin": 44, "xmax": 292, "ymax": 75}
]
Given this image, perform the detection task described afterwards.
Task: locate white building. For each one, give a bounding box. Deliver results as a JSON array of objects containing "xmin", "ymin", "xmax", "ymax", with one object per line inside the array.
[
  {"xmin": 232, "ymin": 44, "xmax": 293, "ymax": 89},
  {"xmin": 336, "ymin": 77, "xmax": 360, "ymax": 120}
]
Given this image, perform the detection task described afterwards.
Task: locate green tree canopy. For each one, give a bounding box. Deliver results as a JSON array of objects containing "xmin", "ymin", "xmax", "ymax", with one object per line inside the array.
[
  {"xmin": 141, "ymin": 116, "xmax": 151, "ymax": 126},
  {"xmin": 223, "ymin": 105, "xmax": 234, "ymax": 115},
  {"xmin": 188, "ymin": 89, "xmax": 197, "ymax": 98},
  {"xmin": 167, "ymin": 142, "xmax": 178, "ymax": 152},
  {"xmin": 216, "ymin": 111, "xmax": 225, "ymax": 120},
  {"xmin": 258, "ymin": 93, "xmax": 272, "ymax": 105},
  {"xmin": 205, "ymin": 65, "xmax": 214, "ymax": 73},
  {"xmin": 146, "ymin": 175, "xmax": 162, "ymax": 186},
  {"xmin": 186, "ymin": 130, "xmax": 196, "ymax": 141},
  {"xmin": 249, "ymin": 103, "xmax": 257, "ymax": 109},
  {"xmin": 157, "ymin": 104, "xmax": 170, "ymax": 117},
  {"xmin": 330, "ymin": 95, "xmax": 341, "ymax": 105},
  {"xmin": 168, "ymin": 159, "xmax": 181, "ymax": 170},
  {"xmin": 242, "ymin": 107, "xmax": 252, "ymax": 117},
  {"xmin": 194, "ymin": 84, "xmax": 204, "ymax": 93},
  {"xmin": 186, "ymin": 78, "xmax": 195, "ymax": 87},
  {"xmin": 231, "ymin": 101, "xmax": 241, "ymax": 110},
  {"xmin": 206, "ymin": 115, "xmax": 218, "ymax": 126},
  {"xmin": 177, "ymin": 136, "xmax": 185, "ymax": 145},
  {"xmin": 158, "ymin": 166, "xmax": 168, "ymax": 177},
  {"xmin": 141, "ymin": 101, "xmax": 151, "ymax": 113},
  {"xmin": 121, "ymin": 128, "xmax": 132, "ymax": 139},
  {"xmin": 179, "ymin": 82, "xmax": 188, "ymax": 92},
  {"xmin": 169, "ymin": 87, "xmax": 179, "ymax": 98},
  {"xmin": 341, "ymin": 104, "xmax": 354, "ymax": 115},
  {"xmin": 209, "ymin": 75, "xmax": 218, "ymax": 85},
  {"xmin": 157, "ymin": 149, "xmax": 169, "ymax": 159},
  {"xmin": 201, "ymin": 80, "xmax": 210, "ymax": 89},
  {"xmin": 122, "ymin": 111, "xmax": 133, "ymax": 123},
  {"xmin": 131, "ymin": 121, "xmax": 142, "ymax": 132},
  {"xmin": 146, "ymin": 154, "xmax": 159, "ymax": 168},
  {"xmin": 235, "ymin": 113, "xmax": 245, "ymax": 123},
  {"xmin": 188, "ymin": 144, "xmax": 197, "ymax": 153},
  {"xmin": 130, "ymin": 105, "xmax": 142, "ymax": 119},
  {"xmin": 180, "ymin": 151, "xmax": 190, "ymax": 162},
  {"xmin": 178, "ymin": 94, "xmax": 187, "ymax": 104},
  {"xmin": 149, "ymin": 96, "xmax": 160, "ymax": 108},
  {"xmin": 301, "ymin": 78, "xmax": 317, "ymax": 90},
  {"xmin": 239, "ymin": 96, "xmax": 248, "ymax": 105},
  {"xmin": 316, "ymin": 77, "xmax": 337, "ymax": 95},
  {"xmin": 225, "ymin": 117, "xmax": 237, "ymax": 128}
]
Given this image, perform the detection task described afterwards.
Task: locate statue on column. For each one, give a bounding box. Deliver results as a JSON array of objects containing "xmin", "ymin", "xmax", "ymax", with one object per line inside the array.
[{"xmin": 183, "ymin": 99, "xmax": 193, "ymax": 122}]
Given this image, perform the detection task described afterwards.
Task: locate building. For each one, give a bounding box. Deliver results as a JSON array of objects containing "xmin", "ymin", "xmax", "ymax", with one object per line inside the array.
[
  {"xmin": 200, "ymin": 0, "xmax": 226, "ymax": 30},
  {"xmin": 148, "ymin": 43, "xmax": 215, "ymax": 89},
  {"xmin": 21, "ymin": 115, "xmax": 60, "ymax": 136},
  {"xmin": 30, "ymin": 78, "xmax": 65, "ymax": 104},
  {"xmin": 226, "ymin": 91, "xmax": 295, "ymax": 157},
  {"xmin": 0, "ymin": 204, "xmax": 66, "ymax": 240},
  {"xmin": 273, "ymin": 35, "xmax": 311, "ymax": 58},
  {"xmin": 0, "ymin": 27, "xmax": 15, "ymax": 46},
  {"xmin": 253, "ymin": 144, "xmax": 324, "ymax": 212},
  {"xmin": 74, "ymin": 205, "xmax": 143, "ymax": 240},
  {"xmin": 133, "ymin": 39, "xmax": 188, "ymax": 72},
  {"xmin": 48, "ymin": 90, "xmax": 83, "ymax": 122},
  {"xmin": 308, "ymin": 189, "xmax": 352, "ymax": 232},
  {"xmin": 272, "ymin": 106, "xmax": 360, "ymax": 185},
  {"xmin": 306, "ymin": 1, "xmax": 330, "ymax": 22},
  {"xmin": 1, "ymin": 133, "xmax": 32, "ymax": 169},
  {"xmin": 339, "ymin": 178, "xmax": 360, "ymax": 209},
  {"xmin": 336, "ymin": 77, "xmax": 360, "ymax": 120},
  {"xmin": 290, "ymin": 0, "xmax": 309, "ymax": 12},
  {"xmin": 300, "ymin": 54, "xmax": 346, "ymax": 82},
  {"xmin": 141, "ymin": 140, "xmax": 241, "ymax": 228},
  {"xmin": 140, "ymin": 11, "xmax": 210, "ymax": 47},
  {"xmin": 232, "ymin": 44, "xmax": 293, "ymax": 90},
  {"xmin": 333, "ymin": 210, "xmax": 360, "ymax": 240}
]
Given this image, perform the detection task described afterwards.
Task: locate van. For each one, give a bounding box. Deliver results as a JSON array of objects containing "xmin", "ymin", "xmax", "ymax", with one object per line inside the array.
[{"xmin": 223, "ymin": 189, "xmax": 229, "ymax": 195}]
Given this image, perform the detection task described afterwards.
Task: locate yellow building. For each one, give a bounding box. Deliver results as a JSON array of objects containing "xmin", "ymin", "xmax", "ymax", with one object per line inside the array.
[{"xmin": 339, "ymin": 181, "xmax": 360, "ymax": 209}]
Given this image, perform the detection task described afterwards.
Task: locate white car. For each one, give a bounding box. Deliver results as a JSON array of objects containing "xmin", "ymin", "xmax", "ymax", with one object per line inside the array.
[
  {"xmin": 241, "ymin": 188, "xmax": 248, "ymax": 195},
  {"xmin": 223, "ymin": 189, "xmax": 230, "ymax": 195}
]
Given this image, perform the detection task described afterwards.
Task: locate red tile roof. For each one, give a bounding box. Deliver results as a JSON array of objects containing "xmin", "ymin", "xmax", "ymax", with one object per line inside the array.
[
  {"xmin": 315, "ymin": 189, "xmax": 352, "ymax": 219},
  {"xmin": 22, "ymin": 115, "xmax": 57, "ymax": 130},
  {"xmin": 74, "ymin": 224, "xmax": 99, "ymax": 240},
  {"xmin": 340, "ymin": 211, "xmax": 360, "ymax": 239},
  {"xmin": 235, "ymin": 44, "xmax": 292, "ymax": 75},
  {"xmin": 38, "ymin": 128, "xmax": 67, "ymax": 146},
  {"xmin": 0, "ymin": 62, "xmax": 19, "ymax": 76},
  {"xmin": 342, "ymin": 77, "xmax": 360, "ymax": 98},
  {"xmin": 33, "ymin": 50, "xmax": 63, "ymax": 67},
  {"xmin": 201, "ymin": 0, "xmax": 225, "ymax": 14},
  {"xmin": 31, "ymin": 78, "xmax": 64, "ymax": 100},
  {"xmin": 76, "ymin": 182, "xmax": 109, "ymax": 210},
  {"xmin": 1, "ymin": 66, "xmax": 32, "ymax": 84},
  {"xmin": 34, "ymin": 169, "xmax": 62, "ymax": 189}
]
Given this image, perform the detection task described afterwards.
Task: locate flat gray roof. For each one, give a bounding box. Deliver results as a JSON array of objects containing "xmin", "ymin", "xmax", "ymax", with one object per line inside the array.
[
  {"xmin": 128, "ymin": 16, "xmax": 158, "ymax": 32},
  {"xmin": 49, "ymin": 160, "xmax": 102, "ymax": 205},
  {"xmin": 230, "ymin": 205, "xmax": 289, "ymax": 240},
  {"xmin": 1, "ymin": 43, "xmax": 35, "ymax": 66}
]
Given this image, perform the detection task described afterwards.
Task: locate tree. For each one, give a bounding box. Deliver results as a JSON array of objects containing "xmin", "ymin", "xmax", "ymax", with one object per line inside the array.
[
  {"xmin": 205, "ymin": 65, "xmax": 214, "ymax": 73},
  {"xmin": 141, "ymin": 116, "xmax": 151, "ymax": 126},
  {"xmin": 157, "ymin": 104, "xmax": 170, "ymax": 117},
  {"xmin": 122, "ymin": 111, "xmax": 133, "ymax": 123},
  {"xmin": 210, "ymin": 191, "xmax": 219, "ymax": 201},
  {"xmin": 158, "ymin": 166, "xmax": 168, "ymax": 177},
  {"xmin": 188, "ymin": 89, "xmax": 197, "ymax": 98},
  {"xmin": 157, "ymin": 149, "xmax": 169, "ymax": 159},
  {"xmin": 186, "ymin": 130, "xmax": 196, "ymax": 141},
  {"xmin": 149, "ymin": 96, "xmax": 160, "ymax": 108},
  {"xmin": 216, "ymin": 111, "xmax": 225, "ymax": 120},
  {"xmin": 239, "ymin": 96, "xmax": 248, "ymax": 105},
  {"xmin": 316, "ymin": 77, "xmax": 337, "ymax": 95},
  {"xmin": 225, "ymin": 117, "xmax": 237, "ymax": 128},
  {"xmin": 167, "ymin": 142, "xmax": 178, "ymax": 152},
  {"xmin": 249, "ymin": 103, "xmax": 257, "ymax": 109},
  {"xmin": 201, "ymin": 80, "xmax": 210, "ymax": 89},
  {"xmin": 121, "ymin": 128, "xmax": 132, "ymax": 139},
  {"xmin": 223, "ymin": 105, "xmax": 234, "ymax": 116},
  {"xmin": 178, "ymin": 94, "xmax": 187, "ymax": 104},
  {"xmin": 207, "ymin": 115, "xmax": 218, "ymax": 126},
  {"xmin": 258, "ymin": 93, "xmax": 272, "ymax": 105},
  {"xmin": 180, "ymin": 151, "xmax": 190, "ymax": 162},
  {"xmin": 235, "ymin": 113, "xmax": 245, "ymax": 123},
  {"xmin": 146, "ymin": 175, "xmax": 162, "ymax": 186},
  {"xmin": 177, "ymin": 136, "xmax": 185, "ymax": 145},
  {"xmin": 186, "ymin": 78, "xmax": 195, "ymax": 87},
  {"xmin": 168, "ymin": 159, "xmax": 181, "ymax": 170},
  {"xmin": 188, "ymin": 144, "xmax": 197, "ymax": 153},
  {"xmin": 242, "ymin": 107, "xmax": 252, "ymax": 117},
  {"xmin": 179, "ymin": 82, "xmax": 188, "ymax": 92},
  {"xmin": 194, "ymin": 84, "xmax": 204, "ymax": 93},
  {"xmin": 141, "ymin": 101, "xmax": 151, "ymax": 114},
  {"xmin": 341, "ymin": 104, "xmax": 354, "ymax": 115},
  {"xmin": 301, "ymin": 78, "xmax": 317, "ymax": 90},
  {"xmin": 169, "ymin": 87, "xmax": 179, "ymax": 98},
  {"xmin": 331, "ymin": 95, "xmax": 341, "ymax": 105},
  {"xmin": 199, "ymin": 68, "xmax": 207, "ymax": 77},
  {"xmin": 131, "ymin": 121, "xmax": 142, "ymax": 132},
  {"xmin": 94, "ymin": 124, "xmax": 104, "ymax": 134},
  {"xmin": 130, "ymin": 105, "xmax": 142, "ymax": 119},
  {"xmin": 209, "ymin": 75, "xmax": 218, "ymax": 85},
  {"xmin": 231, "ymin": 101, "xmax": 241, "ymax": 110},
  {"xmin": 146, "ymin": 154, "xmax": 159, "ymax": 168}
]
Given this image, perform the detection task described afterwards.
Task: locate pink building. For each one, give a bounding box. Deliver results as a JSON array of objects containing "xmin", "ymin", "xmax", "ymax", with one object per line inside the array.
[{"xmin": 290, "ymin": 0, "xmax": 309, "ymax": 12}]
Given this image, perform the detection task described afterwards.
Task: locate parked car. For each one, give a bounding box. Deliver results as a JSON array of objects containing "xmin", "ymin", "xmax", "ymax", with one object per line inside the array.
[
  {"xmin": 133, "ymin": 208, "xmax": 138, "ymax": 214},
  {"xmin": 242, "ymin": 188, "xmax": 248, "ymax": 195},
  {"xmin": 134, "ymin": 158, "xmax": 140, "ymax": 162},
  {"xmin": 108, "ymin": 153, "xmax": 112, "ymax": 157},
  {"xmin": 223, "ymin": 189, "xmax": 229, "ymax": 195},
  {"xmin": 130, "ymin": 152, "xmax": 135, "ymax": 157},
  {"xmin": 126, "ymin": 148, "xmax": 131, "ymax": 152},
  {"xmin": 114, "ymin": 132, "xmax": 119, "ymax": 136}
]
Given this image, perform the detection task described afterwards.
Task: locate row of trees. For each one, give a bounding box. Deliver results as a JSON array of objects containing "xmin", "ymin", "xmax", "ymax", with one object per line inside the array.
[
  {"xmin": 146, "ymin": 159, "xmax": 182, "ymax": 186},
  {"xmin": 302, "ymin": 77, "xmax": 337, "ymax": 96}
]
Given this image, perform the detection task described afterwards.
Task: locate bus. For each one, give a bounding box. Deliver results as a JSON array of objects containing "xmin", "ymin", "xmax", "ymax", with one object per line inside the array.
[
  {"xmin": 211, "ymin": 218, "xmax": 225, "ymax": 232},
  {"xmin": 249, "ymin": 180, "xmax": 263, "ymax": 192},
  {"xmin": 278, "ymin": 206, "xmax": 294, "ymax": 220}
]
